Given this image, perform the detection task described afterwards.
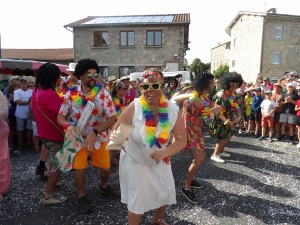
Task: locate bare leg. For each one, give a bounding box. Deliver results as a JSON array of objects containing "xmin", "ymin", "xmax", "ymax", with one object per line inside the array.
[
  {"xmin": 212, "ymin": 137, "xmax": 230, "ymax": 156},
  {"xmin": 261, "ymin": 126, "xmax": 266, "ymax": 137},
  {"xmin": 281, "ymin": 122, "xmax": 286, "ymax": 135},
  {"xmin": 32, "ymin": 135, "xmax": 40, "ymax": 149},
  {"xmin": 99, "ymin": 168, "xmax": 110, "ymax": 188},
  {"xmin": 255, "ymin": 121, "xmax": 260, "ymax": 134},
  {"xmin": 26, "ymin": 129, "xmax": 33, "ymax": 146},
  {"xmin": 128, "ymin": 211, "xmax": 143, "ymax": 225},
  {"xmin": 40, "ymin": 145, "xmax": 49, "ymax": 161},
  {"xmin": 247, "ymin": 120, "xmax": 254, "ymax": 133},
  {"xmin": 269, "ymin": 126, "xmax": 273, "ymax": 137},
  {"xmin": 184, "ymin": 150, "xmax": 205, "ymax": 189},
  {"xmin": 289, "ymin": 124, "xmax": 295, "ymax": 136},
  {"xmin": 17, "ymin": 130, "xmax": 23, "ymax": 147},
  {"xmin": 74, "ymin": 169, "xmax": 86, "ymax": 198},
  {"xmin": 297, "ymin": 125, "xmax": 300, "ymax": 141},
  {"xmin": 44, "ymin": 171, "xmax": 61, "ymax": 199},
  {"xmin": 152, "ymin": 205, "xmax": 168, "ymax": 223}
]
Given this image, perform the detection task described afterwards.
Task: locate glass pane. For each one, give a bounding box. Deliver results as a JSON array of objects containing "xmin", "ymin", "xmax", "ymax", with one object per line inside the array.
[
  {"xmin": 128, "ymin": 32, "xmax": 134, "ymax": 45},
  {"xmin": 273, "ymin": 54, "xmax": 279, "ymax": 64},
  {"xmin": 94, "ymin": 32, "xmax": 101, "ymax": 47},
  {"xmin": 102, "ymin": 32, "xmax": 108, "ymax": 46},
  {"xmin": 275, "ymin": 28, "xmax": 282, "ymax": 38},
  {"xmin": 155, "ymin": 31, "xmax": 161, "ymax": 45},
  {"xmin": 121, "ymin": 32, "xmax": 127, "ymax": 46},
  {"xmin": 147, "ymin": 32, "xmax": 154, "ymax": 45}
]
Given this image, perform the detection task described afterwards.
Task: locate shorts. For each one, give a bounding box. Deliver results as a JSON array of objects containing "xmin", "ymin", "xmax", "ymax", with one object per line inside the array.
[
  {"xmin": 249, "ymin": 110, "xmax": 261, "ymax": 122},
  {"xmin": 274, "ymin": 112, "xmax": 281, "ymax": 123},
  {"xmin": 8, "ymin": 116, "xmax": 16, "ymax": 126},
  {"xmin": 16, "ymin": 117, "xmax": 33, "ymax": 131},
  {"xmin": 40, "ymin": 138, "xmax": 63, "ymax": 170},
  {"xmin": 244, "ymin": 116, "xmax": 250, "ymax": 122},
  {"xmin": 295, "ymin": 116, "xmax": 300, "ymax": 126},
  {"xmin": 32, "ymin": 121, "xmax": 38, "ymax": 136},
  {"xmin": 73, "ymin": 142, "xmax": 110, "ymax": 169},
  {"xmin": 261, "ymin": 116, "xmax": 274, "ymax": 128},
  {"xmin": 279, "ymin": 113, "xmax": 296, "ymax": 124}
]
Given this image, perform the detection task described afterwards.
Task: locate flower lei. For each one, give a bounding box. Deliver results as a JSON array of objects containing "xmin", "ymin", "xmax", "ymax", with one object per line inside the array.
[
  {"xmin": 225, "ymin": 90, "xmax": 238, "ymax": 111},
  {"xmin": 113, "ymin": 97, "xmax": 125, "ymax": 119},
  {"xmin": 69, "ymin": 83, "xmax": 102, "ymax": 107},
  {"xmin": 165, "ymin": 87, "xmax": 176, "ymax": 100},
  {"xmin": 106, "ymin": 83, "xmax": 112, "ymax": 92},
  {"xmin": 54, "ymin": 86, "xmax": 64, "ymax": 101},
  {"xmin": 190, "ymin": 91, "xmax": 213, "ymax": 122}
]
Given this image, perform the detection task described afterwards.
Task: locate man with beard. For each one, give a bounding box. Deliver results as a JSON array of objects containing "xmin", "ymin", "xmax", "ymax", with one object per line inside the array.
[
  {"xmin": 120, "ymin": 75, "xmax": 134, "ymax": 106},
  {"xmin": 57, "ymin": 59, "xmax": 119, "ymax": 214}
]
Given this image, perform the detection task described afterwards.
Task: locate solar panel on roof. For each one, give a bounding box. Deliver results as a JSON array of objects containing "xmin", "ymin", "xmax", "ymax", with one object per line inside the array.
[
  {"xmin": 106, "ymin": 17, "xmax": 124, "ymax": 23},
  {"xmin": 161, "ymin": 16, "xmax": 174, "ymax": 22},
  {"xmin": 150, "ymin": 16, "xmax": 164, "ymax": 22},
  {"xmin": 140, "ymin": 16, "xmax": 154, "ymax": 22},
  {"xmin": 118, "ymin": 17, "xmax": 135, "ymax": 23},
  {"xmin": 129, "ymin": 16, "xmax": 144, "ymax": 22}
]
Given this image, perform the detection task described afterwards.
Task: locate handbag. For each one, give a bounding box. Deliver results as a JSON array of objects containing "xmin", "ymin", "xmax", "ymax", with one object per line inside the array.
[{"xmin": 107, "ymin": 123, "xmax": 134, "ymax": 150}]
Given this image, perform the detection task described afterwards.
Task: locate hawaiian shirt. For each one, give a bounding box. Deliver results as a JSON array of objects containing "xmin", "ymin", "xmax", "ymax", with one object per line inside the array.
[{"xmin": 59, "ymin": 84, "xmax": 116, "ymax": 146}]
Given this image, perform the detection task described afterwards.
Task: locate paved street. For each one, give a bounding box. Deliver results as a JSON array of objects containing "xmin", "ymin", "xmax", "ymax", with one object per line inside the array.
[{"xmin": 1, "ymin": 129, "xmax": 300, "ymax": 225}]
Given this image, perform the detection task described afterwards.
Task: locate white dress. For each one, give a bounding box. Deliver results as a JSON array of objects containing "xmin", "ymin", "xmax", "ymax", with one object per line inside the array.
[{"xmin": 119, "ymin": 98, "xmax": 179, "ymax": 214}]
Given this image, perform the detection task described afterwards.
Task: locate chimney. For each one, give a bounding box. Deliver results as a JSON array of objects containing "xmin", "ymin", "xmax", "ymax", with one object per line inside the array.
[
  {"xmin": 267, "ymin": 8, "xmax": 277, "ymax": 14},
  {"xmin": 218, "ymin": 42, "xmax": 221, "ymax": 46}
]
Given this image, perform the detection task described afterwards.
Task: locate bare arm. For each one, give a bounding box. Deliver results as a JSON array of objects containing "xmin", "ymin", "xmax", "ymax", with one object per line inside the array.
[
  {"xmin": 172, "ymin": 93, "xmax": 203, "ymax": 108},
  {"xmin": 15, "ymin": 99, "xmax": 30, "ymax": 105}
]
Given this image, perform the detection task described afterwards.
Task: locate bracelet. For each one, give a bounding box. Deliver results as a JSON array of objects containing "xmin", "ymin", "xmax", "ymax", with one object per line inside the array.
[
  {"xmin": 189, "ymin": 91, "xmax": 198, "ymax": 103},
  {"xmin": 223, "ymin": 119, "xmax": 230, "ymax": 125},
  {"xmin": 63, "ymin": 122, "xmax": 71, "ymax": 132}
]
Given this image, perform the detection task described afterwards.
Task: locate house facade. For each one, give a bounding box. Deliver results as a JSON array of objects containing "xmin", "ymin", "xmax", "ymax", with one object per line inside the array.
[
  {"xmin": 64, "ymin": 14, "xmax": 190, "ymax": 79},
  {"xmin": 211, "ymin": 41, "xmax": 230, "ymax": 74},
  {"xmin": 211, "ymin": 9, "xmax": 300, "ymax": 82}
]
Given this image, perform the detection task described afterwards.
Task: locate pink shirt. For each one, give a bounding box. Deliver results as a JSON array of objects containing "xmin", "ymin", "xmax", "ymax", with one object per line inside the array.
[
  {"xmin": 297, "ymin": 100, "xmax": 300, "ymax": 116},
  {"xmin": 32, "ymin": 87, "xmax": 64, "ymax": 143}
]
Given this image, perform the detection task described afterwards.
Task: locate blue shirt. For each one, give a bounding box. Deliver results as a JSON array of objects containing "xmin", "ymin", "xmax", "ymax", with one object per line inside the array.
[{"xmin": 252, "ymin": 94, "xmax": 263, "ymax": 111}]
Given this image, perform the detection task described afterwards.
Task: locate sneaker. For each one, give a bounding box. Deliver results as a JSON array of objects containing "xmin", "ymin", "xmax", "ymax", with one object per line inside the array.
[
  {"xmin": 277, "ymin": 135, "xmax": 285, "ymax": 141},
  {"xmin": 35, "ymin": 166, "xmax": 48, "ymax": 181},
  {"xmin": 190, "ymin": 180, "xmax": 204, "ymax": 189},
  {"xmin": 181, "ymin": 187, "xmax": 199, "ymax": 203},
  {"xmin": 253, "ymin": 134, "xmax": 259, "ymax": 138},
  {"xmin": 244, "ymin": 131, "xmax": 251, "ymax": 136},
  {"xmin": 42, "ymin": 193, "xmax": 68, "ymax": 205},
  {"xmin": 13, "ymin": 150, "xmax": 21, "ymax": 155},
  {"xmin": 238, "ymin": 130, "xmax": 243, "ymax": 135},
  {"xmin": 210, "ymin": 155, "xmax": 225, "ymax": 163},
  {"xmin": 56, "ymin": 180, "xmax": 65, "ymax": 187},
  {"xmin": 268, "ymin": 137, "xmax": 273, "ymax": 142},
  {"xmin": 289, "ymin": 140, "xmax": 295, "ymax": 145},
  {"xmin": 77, "ymin": 196, "xmax": 93, "ymax": 214},
  {"xmin": 296, "ymin": 143, "xmax": 300, "ymax": 148},
  {"xmin": 218, "ymin": 152, "xmax": 230, "ymax": 158},
  {"xmin": 258, "ymin": 136, "xmax": 265, "ymax": 140},
  {"xmin": 100, "ymin": 185, "xmax": 120, "ymax": 198}
]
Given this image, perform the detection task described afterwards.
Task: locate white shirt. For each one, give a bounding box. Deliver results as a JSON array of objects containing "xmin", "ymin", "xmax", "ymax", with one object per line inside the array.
[
  {"xmin": 14, "ymin": 88, "xmax": 32, "ymax": 118},
  {"xmin": 260, "ymin": 99, "xmax": 276, "ymax": 117}
]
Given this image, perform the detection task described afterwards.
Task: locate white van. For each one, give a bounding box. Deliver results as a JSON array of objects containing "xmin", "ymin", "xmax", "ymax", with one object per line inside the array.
[{"xmin": 129, "ymin": 71, "xmax": 192, "ymax": 83}]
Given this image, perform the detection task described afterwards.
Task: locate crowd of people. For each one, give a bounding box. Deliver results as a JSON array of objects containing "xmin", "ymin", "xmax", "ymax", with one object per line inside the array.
[{"xmin": 0, "ymin": 60, "xmax": 299, "ymax": 224}]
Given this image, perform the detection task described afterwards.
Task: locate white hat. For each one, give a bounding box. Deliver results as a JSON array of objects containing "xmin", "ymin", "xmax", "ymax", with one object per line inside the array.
[
  {"xmin": 286, "ymin": 82, "xmax": 294, "ymax": 87},
  {"xmin": 10, "ymin": 75, "xmax": 20, "ymax": 81},
  {"xmin": 129, "ymin": 77, "xmax": 137, "ymax": 82},
  {"xmin": 288, "ymin": 71, "xmax": 298, "ymax": 76},
  {"xmin": 66, "ymin": 63, "xmax": 77, "ymax": 72}
]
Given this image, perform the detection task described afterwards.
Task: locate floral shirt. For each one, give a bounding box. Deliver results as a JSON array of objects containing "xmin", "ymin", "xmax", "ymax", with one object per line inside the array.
[{"xmin": 59, "ymin": 85, "xmax": 116, "ymax": 146}]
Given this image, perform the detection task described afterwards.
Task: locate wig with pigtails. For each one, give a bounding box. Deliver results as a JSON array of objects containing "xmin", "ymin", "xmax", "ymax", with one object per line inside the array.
[{"xmin": 220, "ymin": 72, "xmax": 244, "ymax": 90}]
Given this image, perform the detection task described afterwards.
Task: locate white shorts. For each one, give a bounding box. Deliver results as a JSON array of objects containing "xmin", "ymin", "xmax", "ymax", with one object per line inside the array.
[
  {"xmin": 279, "ymin": 113, "xmax": 296, "ymax": 124},
  {"xmin": 32, "ymin": 121, "xmax": 38, "ymax": 136}
]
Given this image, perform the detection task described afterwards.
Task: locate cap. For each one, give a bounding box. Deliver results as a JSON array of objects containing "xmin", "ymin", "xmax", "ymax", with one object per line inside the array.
[
  {"xmin": 108, "ymin": 76, "xmax": 117, "ymax": 82},
  {"xmin": 255, "ymin": 87, "xmax": 261, "ymax": 92},
  {"xmin": 265, "ymin": 90, "xmax": 272, "ymax": 94},
  {"xmin": 129, "ymin": 77, "xmax": 137, "ymax": 82},
  {"xmin": 66, "ymin": 63, "xmax": 77, "ymax": 72},
  {"xmin": 286, "ymin": 82, "xmax": 294, "ymax": 87},
  {"xmin": 273, "ymin": 82, "xmax": 282, "ymax": 87},
  {"xmin": 10, "ymin": 75, "xmax": 20, "ymax": 81},
  {"xmin": 288, "ymin": 71, "xmax": 298, "ymax": 76},
  {"xmin": 263, "ymin": 77, "xmax": 269, "ymax": 81},
  {"xmin": 19, "ymin": 77, "xmax": 27, "ymax": 82},
  {"xmin": 120, "ymin": 75, "xmax": 130, "ymax": 81}
]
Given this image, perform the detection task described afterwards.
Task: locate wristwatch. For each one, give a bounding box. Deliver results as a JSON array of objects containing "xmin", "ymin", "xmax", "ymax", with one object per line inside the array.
[{"xmin": 93, "ymin": 129, "xmax": 98, "ymax": 135}]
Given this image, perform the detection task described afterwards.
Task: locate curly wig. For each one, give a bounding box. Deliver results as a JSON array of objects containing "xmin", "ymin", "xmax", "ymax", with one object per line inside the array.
[
  {"xmin": 74, "ymin": 58, "xmax": 99, "ymax": 79},
  {"xmin": 167, "ymin": 78, "xmax": 179, "ymax": 89},
  {"xmin": 36, "ymin": 63, "xmax": 61, "ymax": 90},
  {"xmin": 220, "ymin": 72, "xmax": 244, "ymax": 90},
  {"xmin": 194, "ymin": 71, "xmax": 214, "ymax": 94}
]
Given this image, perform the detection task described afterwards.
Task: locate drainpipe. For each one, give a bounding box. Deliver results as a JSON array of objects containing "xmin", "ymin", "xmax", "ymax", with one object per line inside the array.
[
  {"xmin": 65, "ymin": 27, "xmax": 75, "ymax": 62},
  {"xmin": 260, "ymin": 14, "xmax": 268, "ymax": 78}
]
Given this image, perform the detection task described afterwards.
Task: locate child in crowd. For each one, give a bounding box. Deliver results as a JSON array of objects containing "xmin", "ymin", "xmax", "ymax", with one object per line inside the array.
[
  {"xmin": 244, "ymin": 89, "xmax": 253, "ymax": 134},
  {"xmin": 258, "ymin": 90, "xmax": 277, "ymax": 142},
  {"xmin": 235, "ymin": 88, "xmax": 244, "ymax": 135},
  {"xmin": 294, "ymin": 97, "xmax": 300, "ymax": 148}
]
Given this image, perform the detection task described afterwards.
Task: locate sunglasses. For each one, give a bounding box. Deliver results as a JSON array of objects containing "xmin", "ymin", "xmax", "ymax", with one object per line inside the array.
[
  {"xmin": 142, "ymin": 83, "xmax": 161, "ymax": 90},
  {"xmin": 86, "ymin": 73, "xmax": 100, "ymax": 78},
  {"xmin": 230, "ymin": 83, "xmax": 239, "ymax": 88},
  {"xmin": 170, "ymin": 82, "xmax": 175, "ymax": 84},
  {"xmin": 20, "ymin": 81, "xmax": 27, "ymax": 84}
]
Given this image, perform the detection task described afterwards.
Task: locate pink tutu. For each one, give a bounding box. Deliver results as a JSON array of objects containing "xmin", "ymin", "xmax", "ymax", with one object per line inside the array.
[{"xmin": 0, "ymin": 122, "xmax": 11, "ymax": 195}]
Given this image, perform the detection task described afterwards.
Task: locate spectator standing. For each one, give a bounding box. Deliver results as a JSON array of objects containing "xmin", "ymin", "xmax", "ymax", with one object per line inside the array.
[
  {"xmin": 247, "ymin": 87, "xmax": 263, "ymax": 138},
  {"xmin": 271, "ymin": 83, "xmax": 283, "ymax": 139},
  {"xmin": 3, "ymin": 75, "xmax": 20, "ymax": 96},
  {"xmin": 244, "ymin": 89, "xmax": 253, "ymax": 134}
]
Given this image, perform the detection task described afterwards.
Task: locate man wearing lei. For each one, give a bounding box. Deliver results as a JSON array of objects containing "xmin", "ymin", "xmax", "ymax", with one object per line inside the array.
[
  {"xmin": 120, "ymin": 75, "xmax": 135, "ymax": 106},
  {"xmin": 57, "ymin": 58, "xmax": 119, "ymax": 214}
]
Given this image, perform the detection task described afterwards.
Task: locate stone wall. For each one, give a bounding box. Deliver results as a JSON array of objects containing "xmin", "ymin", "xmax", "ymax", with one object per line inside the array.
[
  {"xmin": 211, "ymin": 42, "xmax": 230, "ymax": 74},
  {"xmin": 73, "ymin": 25, "xmax": 185, "ymax": 78},
  {"xmin": 262, "ymin": 17, "xmax": 300, "ymax": 81},
  {"xmin": 229, "ymin": 14, "xmax": 264, "ymax": 82}
]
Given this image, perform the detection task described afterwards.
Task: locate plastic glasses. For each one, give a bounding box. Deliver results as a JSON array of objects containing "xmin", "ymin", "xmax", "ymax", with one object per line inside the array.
[
  {"xmin": 142, "ymin": 83, "xmax": 161, "ymax": 90},
  {"xmin": 230, "ymin": 83, "xmax": 239, "ymax": 88},
  {"xmin": 86, "ymin": 73, "xmax": 100, "ymax": 78}
]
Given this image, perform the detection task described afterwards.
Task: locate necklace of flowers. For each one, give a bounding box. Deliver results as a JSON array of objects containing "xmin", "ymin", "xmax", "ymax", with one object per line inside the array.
[
  {"xmin": 69, "ymin": 83, "xmax": 102, "ymax": 106},
  {"xmin": 190, "ymin": 91, "xmax": 212, "ymax": 122},
  {"xmin": 166, "ymin": 87, "xmax": 176, "ymax": 99},
  {"xmin": 140, "ymin": 95, "xmax": 170, "ymax": 149},
  {"xmin": 54, "ymin": 86, "xmax": 64, "ymax": 101},
  {"xmin": 225, "ymin": 90, "xmax": 238, "ymax": 111},
  {"xmin": 113, "ymin": 96, "xmax": 126, "ymax": 119}
]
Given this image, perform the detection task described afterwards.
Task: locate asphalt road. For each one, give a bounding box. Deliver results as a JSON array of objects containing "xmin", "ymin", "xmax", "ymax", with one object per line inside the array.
[{"xmin": 1, "ymin": 130, "xmax": 300, "ymax": 225}]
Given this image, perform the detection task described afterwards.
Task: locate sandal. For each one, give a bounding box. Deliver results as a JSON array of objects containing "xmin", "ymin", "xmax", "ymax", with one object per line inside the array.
[
  {"xmin": 152, "ymin": 219, "xmax": 169, "ymax": 225},
  {"xmin": 35, "ymin": 148, "xmax": 41, "ymax": 154}
]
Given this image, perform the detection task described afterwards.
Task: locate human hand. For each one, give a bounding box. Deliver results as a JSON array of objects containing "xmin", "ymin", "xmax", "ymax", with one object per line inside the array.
[
  {"xmin": 65, "ymin": 124, "xmax": 78, "ymax": 141},
  {"xmin": 109, "ymin": 130, "xmax": 117, "ymax": 140},
  {"xmin": 150, "ymin": 150, "xmax": 167, "ymax": 162},
  {"xmin": 193, "ymin": 96, "xmax": 203, "ymax": 108},
  {"xmin": 211, "ymin": 105, "xmax": 222, "ymax": 115},
  {"xmin": 84, "ymin": 131, "xmax": 97, "ymax": 152}
]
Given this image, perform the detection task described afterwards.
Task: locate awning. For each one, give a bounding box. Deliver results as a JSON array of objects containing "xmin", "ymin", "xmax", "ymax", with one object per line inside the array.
[{"xmin": 0, "ymin": 59, "xmax": 68, "ymax": 73}]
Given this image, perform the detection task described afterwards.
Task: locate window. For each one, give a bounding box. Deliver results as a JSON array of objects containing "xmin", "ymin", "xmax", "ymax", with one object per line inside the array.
[
  {"xmin": 273, "ymin": 52, "xmax": 281, "ymax": 64},
  {"xmin": 232, "ymin": 60, "xmax": 236, "ymax": 67},
  {"xmin": 147, "ymin": 30, "xmax": 162, "ymax": 46},
  {"xmin": 233, "ymin": 38, "xmax": 237, "ymax": 47},
  {"xmin": 119, "ymin": 66, "xmax": 134, "ymax": 77},
  {"xmin": 94, "ymin": 31, "xmax": 108, "ymax": 47},
  {"xmin": 275, "ymin": 26, "xmax": 283, "ymax": 39},
  {"xmin": 217, "ymin": 62, "xmax": 219, "ymax": 66},
  {"xmin": 120, "ymin": 31, "xmax": 135, "ymax": 46}
]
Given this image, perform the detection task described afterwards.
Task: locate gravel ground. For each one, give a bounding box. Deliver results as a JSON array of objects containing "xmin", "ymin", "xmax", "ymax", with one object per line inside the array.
[{"xmin": 1, "ymin": 130, "xmax": 300, "ymax": 225}]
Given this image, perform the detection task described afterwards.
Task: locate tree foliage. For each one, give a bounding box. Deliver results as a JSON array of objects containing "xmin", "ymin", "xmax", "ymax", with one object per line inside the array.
[
  {"xmin": 188, "ymin": 58, "xmax": 210, "ymax": 75},
  {"xmin": 214, "ymin": 64, "xmax": 229, "ymax": 78}
]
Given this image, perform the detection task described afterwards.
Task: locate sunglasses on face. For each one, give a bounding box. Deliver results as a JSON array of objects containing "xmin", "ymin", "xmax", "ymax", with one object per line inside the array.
[
  {"xmin": 230, "ymin": 83, "xmax": 239, "ymax": 88},
  {"xmin": 20, "ymin": 81, "xmax": 27, "ymax": 84},
  {"xmin": 86, "ymin": 73, "xmax": 99, "ymax": 78},
  {"xmin": 142, "ymin": 83, "xmax": 161, "ymax": 90},
  {"xmin": 170, "ymin": 82, "xmax": 175, "ymax": 84}
]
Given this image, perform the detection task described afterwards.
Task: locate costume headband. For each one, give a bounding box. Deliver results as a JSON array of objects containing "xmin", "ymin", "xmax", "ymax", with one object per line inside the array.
[{"xmin": 142, "ymin": 71, "xmax": 163, "ymax": 82}]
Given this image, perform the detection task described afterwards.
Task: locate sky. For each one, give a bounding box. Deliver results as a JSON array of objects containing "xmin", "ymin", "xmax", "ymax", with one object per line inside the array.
[{"xmin": 0, "ymin": 0, "xmax": 299, "ymax": 64}]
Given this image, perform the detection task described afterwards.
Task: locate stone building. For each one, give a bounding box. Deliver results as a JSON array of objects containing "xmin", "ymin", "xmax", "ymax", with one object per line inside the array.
[
  {"xmin": 211, "ymin": 41, "xmax": 230, "ymax": 74},
  {"xmin": 64, "ymin": 14, "xmax": 190, "ymax": 79},
  {"xmin": 211, "ymin": 9, "xmax": 300, "ymax": 82}
]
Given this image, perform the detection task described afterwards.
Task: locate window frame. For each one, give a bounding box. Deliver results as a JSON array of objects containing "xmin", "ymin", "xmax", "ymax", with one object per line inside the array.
[
  {"xmin": 273, "ymin": 52, "xmax": 281, "ymax": 64},
  {"xmin": 94, "ymin": 31, "xmax": 108, "ymax": 47},
  {"xmin": 232, "ymin": 59, "xmax": 236, "ymax": 67},
  {"xmin": 120, "ymin": 30, "xmax": 135, "ymax": 46},
  {"xmin": 146, "ymin": 30, "xmax": 162, "ymax": 46},
  {"xmin": 233, "ymin": 38, "xmax": 237, "ymax": 47},
  {"xmin": 274, "ymin": 26, "xmax": 283, "ymax": 39}
]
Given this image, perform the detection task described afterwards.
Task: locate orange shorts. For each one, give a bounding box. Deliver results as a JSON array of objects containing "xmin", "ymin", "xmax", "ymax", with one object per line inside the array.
[
  {"xmin": 72, "ymin": 142, "xmax": 110, "ymax": 169},
  {"xmin": 261, "ymin": 116, "xmax": 274, "ymax": 128}
]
